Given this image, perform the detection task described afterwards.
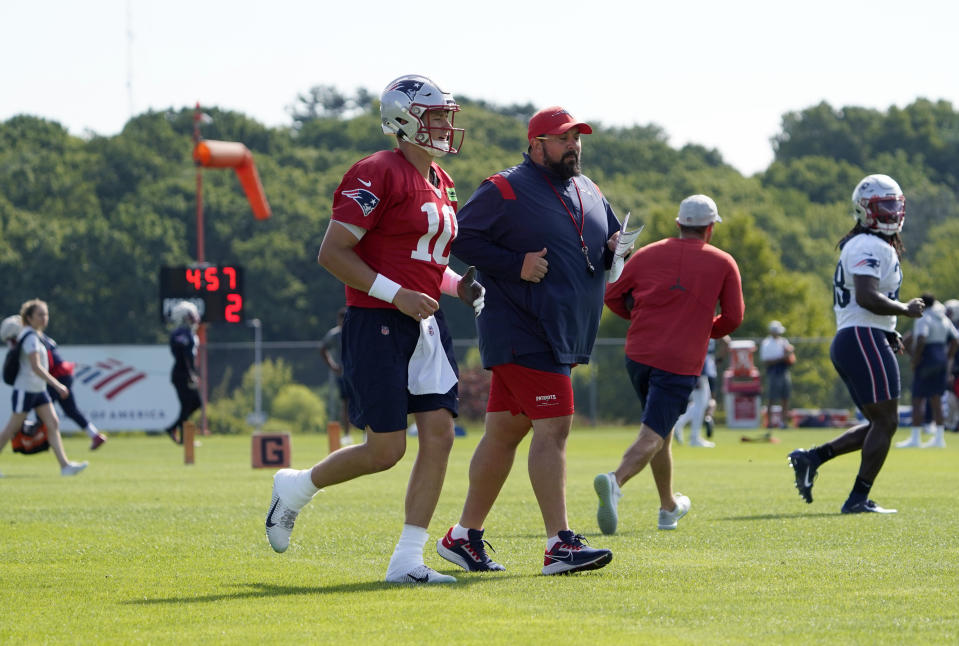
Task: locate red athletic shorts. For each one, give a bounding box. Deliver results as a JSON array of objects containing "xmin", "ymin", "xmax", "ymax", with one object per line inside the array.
[{"xmin": 487, "ymin": 363, "xmax": 574, "ymax": 420}]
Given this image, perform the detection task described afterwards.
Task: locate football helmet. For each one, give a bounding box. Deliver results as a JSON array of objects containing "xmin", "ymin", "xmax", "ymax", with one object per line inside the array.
[
  {"xmin": 0, "ymin": 315, "xmax": 22, "ymax": 343},
  {"xmin": 171, "ymin": 301, "xmax": 200, "ymax": 328},
  {"xmin": 945, "ymin": 299, "xmax": 959, "ymax": 326},
  {"xmin": 852, "ymin": 174, "xmax": 905, "ymax": 235},
  {"xmin": 380, "ymin": 74, "xmax": 464, "ymax": 157}
]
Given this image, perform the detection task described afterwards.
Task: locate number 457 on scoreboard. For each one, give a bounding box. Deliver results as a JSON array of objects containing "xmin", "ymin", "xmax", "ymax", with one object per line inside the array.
[{"xmin": 159, "ymin": 264, "xmax": 245, "ymax": 324}]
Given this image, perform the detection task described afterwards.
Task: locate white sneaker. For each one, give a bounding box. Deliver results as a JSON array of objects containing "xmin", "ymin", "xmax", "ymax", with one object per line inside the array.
[
  {"xmin": 689, "ymin": 437, "xmax": 715, "ymax": 448},
  {"xmin": 340, "ymin": 435, "xmax": 354, "ymax": 446},
  {"xmin": 896, "ymin": 438, "xmax": 921, "ymax": 448},
  {"xmin": 921, "ymin": 435, "xmax": 946, "ymax": 449},
  {"xmin": 265, "ymin": 469, "xmax": 302, "ymax": 553},
  {"xmin": 594, "ymin": 472, "xmax": 623, "ymax": 535},
  {"xmin": 658, "ymin": 494, "xmax": 690, "ymax": 530},
  {"xmin": 384, "ymin": 563, "xmax": 456, "ymax": 584},
  {"xmin": 61, "ymin": 461, "xmax": 88, "ymax": 476}
]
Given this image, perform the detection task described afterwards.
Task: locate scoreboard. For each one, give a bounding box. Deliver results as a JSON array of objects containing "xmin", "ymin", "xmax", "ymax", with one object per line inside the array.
[{"xmin": 159, "ymin": 264, "xmax": 244, "ymax": 323}]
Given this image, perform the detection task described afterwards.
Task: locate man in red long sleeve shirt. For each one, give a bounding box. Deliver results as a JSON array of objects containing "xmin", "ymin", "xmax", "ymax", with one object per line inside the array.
[{"xmin": 594, "ymin": 195, "xmax": 744, "ymax": 534}]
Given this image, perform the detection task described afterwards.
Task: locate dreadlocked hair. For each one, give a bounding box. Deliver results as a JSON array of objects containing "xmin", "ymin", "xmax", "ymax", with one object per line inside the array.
[{"xmin": 837, "ymin": 223, "xmax": 905, "ymax": 259}]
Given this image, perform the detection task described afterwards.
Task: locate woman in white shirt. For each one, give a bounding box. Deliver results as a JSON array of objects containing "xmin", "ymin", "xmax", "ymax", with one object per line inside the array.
[{"xmin": 0, "ymin": 299, "xmax": 87, "ymax": 476}]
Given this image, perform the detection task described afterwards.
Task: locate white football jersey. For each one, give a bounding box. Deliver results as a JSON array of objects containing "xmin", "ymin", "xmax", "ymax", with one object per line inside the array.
[
  {"xmin": 833, "ymin": 233, "xmax": 901, "ymax": 332},
  {"xmin": 913, "ymin": 305, "xmax": 959, "ymax": 344}
]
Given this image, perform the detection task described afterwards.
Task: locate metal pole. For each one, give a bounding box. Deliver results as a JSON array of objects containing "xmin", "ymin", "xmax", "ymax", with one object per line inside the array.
[
  {"xmin": 252, "ymin": 318, "xmax": 262, "ymax": 430},
  {"xmin": 193, "ymin": 103, "xmax": 209, "ymax": 435}
]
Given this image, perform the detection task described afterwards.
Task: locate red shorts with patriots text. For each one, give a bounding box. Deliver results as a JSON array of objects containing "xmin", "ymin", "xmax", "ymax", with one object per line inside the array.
[{"xmin": 487, "ymin": 363, "xmax": 574, "ymax": 419}]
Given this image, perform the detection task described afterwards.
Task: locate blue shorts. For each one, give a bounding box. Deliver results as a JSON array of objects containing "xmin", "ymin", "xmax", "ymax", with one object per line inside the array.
[
  {"xmin": 766, "ymin": 368, "xmax": 792, "ymax": 400},
  {"xmin": 830, "ymin": 327, "xmax": 900, "ymax": 408},
  {"xmin": 625, "ymin": 358, "xmax": 697, "ymax": 438},
  {"xmin": 342, "ymin": 307, "xmax": 458, "ymax": 433},
  {"xmin": 11, "ymin": 389, "xmax": 52, "ymax": 414},
  {"xmin": 912, "ymin": 344, "xmax": 948, "ymax": 398}
]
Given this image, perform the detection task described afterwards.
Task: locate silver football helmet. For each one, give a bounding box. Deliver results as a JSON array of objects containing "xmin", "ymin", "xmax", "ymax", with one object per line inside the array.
[
  {"xmin": 380, "ymin": 74, "xmax": 464, "ymax": 157},
  {"xmin": 852, "ymin": 174, "xmax": 905, "ymax": 235},
  {"xmin": 0, "ymin": 315, "xmax": 22, "ymax": 343},
  {"xmin": 171, "ymin": 301, "xmax": 200, "ymax": 328}
]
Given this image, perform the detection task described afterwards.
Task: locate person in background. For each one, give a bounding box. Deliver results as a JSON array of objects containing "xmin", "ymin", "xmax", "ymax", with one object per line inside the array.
[
  {"xmin": 759, "ymin": 320, "xmax": 794, "ymax": 429},
  {"xmin": 164, "ymin": 300, "xmax": 202, "ymax": 444},
  {"xmin": 596, "ymin": 194, "xmax": 744, "ymax": 535},
  {"xmin": 319, "ymin": 307, "xmax": 353, "ymax": 446},
  {"xmin": 703, "ymin": 335, "xmax": 731, "ymax": 438},
  {"xmin": 672, "ymin": 363, "xmax": 714, "ymax": 448},
  {"xmin": 437, "ymin": 105, "xmax": 618, "ymax": 575},
  {"xmin": 43, "ymin": 334, "xmax": 107, "ymax": 450},
  {"xmin": 788, "ymin": 174, "xmax": 923, "ymax": 514},
  {"xmin": 265, "ymin": 74, "xmax": 484, "ymax": 585},
  {"xmin": 945, "ymin": 299, "xmax": 959, "ymax": 432},
  {"xmin": 0, "ymin": 300, "xmax": 88, "ymax": 476},
  {"xmin": 897, "ymin": 294, "xmax": 958, "ymax": 448},
  {"xmin": 672, "ymin": 335, "xmax": 730, "ymax": 448}
]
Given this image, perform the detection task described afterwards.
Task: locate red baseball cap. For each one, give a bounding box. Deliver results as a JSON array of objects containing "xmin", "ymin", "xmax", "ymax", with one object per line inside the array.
[{"xmin": 527, "ymin": 106, "xmax": 593, "ymax": 142}]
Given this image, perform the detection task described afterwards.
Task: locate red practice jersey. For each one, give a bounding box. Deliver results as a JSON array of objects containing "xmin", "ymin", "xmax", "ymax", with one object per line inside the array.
[
  {"xmin": 331, "ymin": 149, "xmax": 459, "ymax": 309},
  {"xmin": 605, "ymin": 237, "xmax": 744, "ymax": 376}
]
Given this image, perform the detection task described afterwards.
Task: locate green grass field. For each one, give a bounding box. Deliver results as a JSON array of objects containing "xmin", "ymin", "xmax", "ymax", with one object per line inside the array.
[{"xmin": 1, "ymin": 426, "xmax": 957, "ymax": 645}]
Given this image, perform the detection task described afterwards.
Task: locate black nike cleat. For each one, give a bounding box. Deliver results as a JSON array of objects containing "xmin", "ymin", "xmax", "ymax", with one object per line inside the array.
[
  {"xmin": 840, "ymin": 498, "xmax": 897, "ymax": 514},
  {"xmin": 542, "ymin": 530, "xmax": 612, "ymax": 575},
  {"xmin": 788, "ymin": 449, "xmax": 818, "ymax": 504}
]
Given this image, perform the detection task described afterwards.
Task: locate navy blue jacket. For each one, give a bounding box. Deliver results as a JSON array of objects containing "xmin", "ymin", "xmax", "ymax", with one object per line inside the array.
[
  {"xmin": 452, "ymin": 154, "xmax": 620, "ymax": 368},
  {"xmin": 169, "ymin": 326, "xmax": 198, "ymax": 384}
]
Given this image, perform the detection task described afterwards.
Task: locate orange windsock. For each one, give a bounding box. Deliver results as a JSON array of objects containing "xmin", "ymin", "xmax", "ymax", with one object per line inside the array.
[
  {"xmin": 235, "ymin": 160, "xmax": 271, "ymax": 220},
  {"xmin": 193, "ymin": 140, "xmax": 249, "ymax": 167},
  {"xmin": 193, "ymin": 140, "xmax": 272, "ymax": 220}
]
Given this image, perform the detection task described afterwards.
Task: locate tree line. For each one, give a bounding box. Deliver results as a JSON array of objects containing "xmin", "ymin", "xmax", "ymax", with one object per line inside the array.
[{"xmin": 1, "ymin": 90, "xmax": 957, "ymax": 420}]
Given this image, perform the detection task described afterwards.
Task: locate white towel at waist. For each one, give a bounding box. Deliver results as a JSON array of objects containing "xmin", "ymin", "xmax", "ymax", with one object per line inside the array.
[{"xmin": 407, "ymin": 315, "xmax": 457, "ymax": 395}]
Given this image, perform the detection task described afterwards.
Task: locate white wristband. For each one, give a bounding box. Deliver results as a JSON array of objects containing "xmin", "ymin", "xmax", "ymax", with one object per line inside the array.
[{"xmin": 368, "ymin": 273, "xmax": 401, "ymax": 303}]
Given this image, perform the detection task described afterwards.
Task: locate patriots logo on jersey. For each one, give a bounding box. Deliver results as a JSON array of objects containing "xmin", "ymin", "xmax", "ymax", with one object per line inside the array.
[
  {"xmin": 341, "ymin": 188, "xmax": 380, "ymax": 216},
  {"xmin": 854, "ymin": 257, "xmax": 880, "ymax": 269}
]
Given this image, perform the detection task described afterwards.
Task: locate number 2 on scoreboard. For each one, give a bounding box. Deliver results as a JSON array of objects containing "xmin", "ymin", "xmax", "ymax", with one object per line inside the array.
[{"xmin": 225, "ymin": 294, "xmax": 242, "ymax": 323}]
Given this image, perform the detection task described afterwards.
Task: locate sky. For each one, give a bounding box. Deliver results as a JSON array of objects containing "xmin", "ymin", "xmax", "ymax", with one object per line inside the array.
[{"xmin": 2, "ymin": 0, "xmax": 957, "ymax": 176}]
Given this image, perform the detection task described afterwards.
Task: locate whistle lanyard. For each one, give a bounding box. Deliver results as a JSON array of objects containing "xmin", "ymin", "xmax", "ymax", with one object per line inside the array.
[{"xmin": 539, "ymin": 172, "xmax": 595, "ymax": 275}]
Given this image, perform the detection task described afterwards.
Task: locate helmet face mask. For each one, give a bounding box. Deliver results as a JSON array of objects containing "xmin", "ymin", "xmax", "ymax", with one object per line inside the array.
[
  {"xmin": 852, "ymin": 174, "xmax": 905, "ymax": 235},
  {"xmin": 380, "ymin": 75, "xmax": 464, "ymax": 157}
]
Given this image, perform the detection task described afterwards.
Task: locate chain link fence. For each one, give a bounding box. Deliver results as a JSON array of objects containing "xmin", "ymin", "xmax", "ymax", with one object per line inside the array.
[{"xmin": 205, "ymin": 336, "xmax": 920, "ymax": 428}]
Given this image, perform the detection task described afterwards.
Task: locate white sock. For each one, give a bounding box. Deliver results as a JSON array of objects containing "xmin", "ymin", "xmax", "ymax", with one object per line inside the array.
[
  {"xmin": 284, "ymin": 469, "xmax": 320, "ymax": 510},
  {"xmin": 389, "ymin": 524, "xmax": 428, "ymax": 567},
  {"xmin": 84, "ymin": 423, "xmax": 99, "ymax": 439},
  {"xmin": 911, "ymin": 426, "xmax": 922, "ymax": 442},
  {"xmin": 450, "ymin": 523, "xmax": 471, "ymax": 541}
]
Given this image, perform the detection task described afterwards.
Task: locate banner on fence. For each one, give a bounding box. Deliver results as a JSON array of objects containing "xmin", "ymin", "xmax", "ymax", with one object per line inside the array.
[{"xmin": 0, "ymin": 345, "xmax": 178, "ymax": 432}]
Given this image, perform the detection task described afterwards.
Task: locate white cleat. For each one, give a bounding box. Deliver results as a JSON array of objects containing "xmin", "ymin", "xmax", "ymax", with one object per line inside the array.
[
  {"xmin": 658, "ymin": 494, "xmax": 691, "ymax": 530},
  {"xmin": 594, "ymin": 472, "xmax": 623, "ymax": 535},
  {"xmin": 384, "ymin": 564, "xmax": 456, "ymax": 584},
  {"xmin": 61, "ymin": 461, "xmax": 88, "ymax": 476},
  {"xmin": 689, "ymin": 437, "xmax": 715, "ymax": 448},
  {"xmin": 895, "ymin": 438, "xmax": 921, "ymax": 448},
  {"xmin": 265, "ymin": 469, "xmax": 302, "ymax": 553}
]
